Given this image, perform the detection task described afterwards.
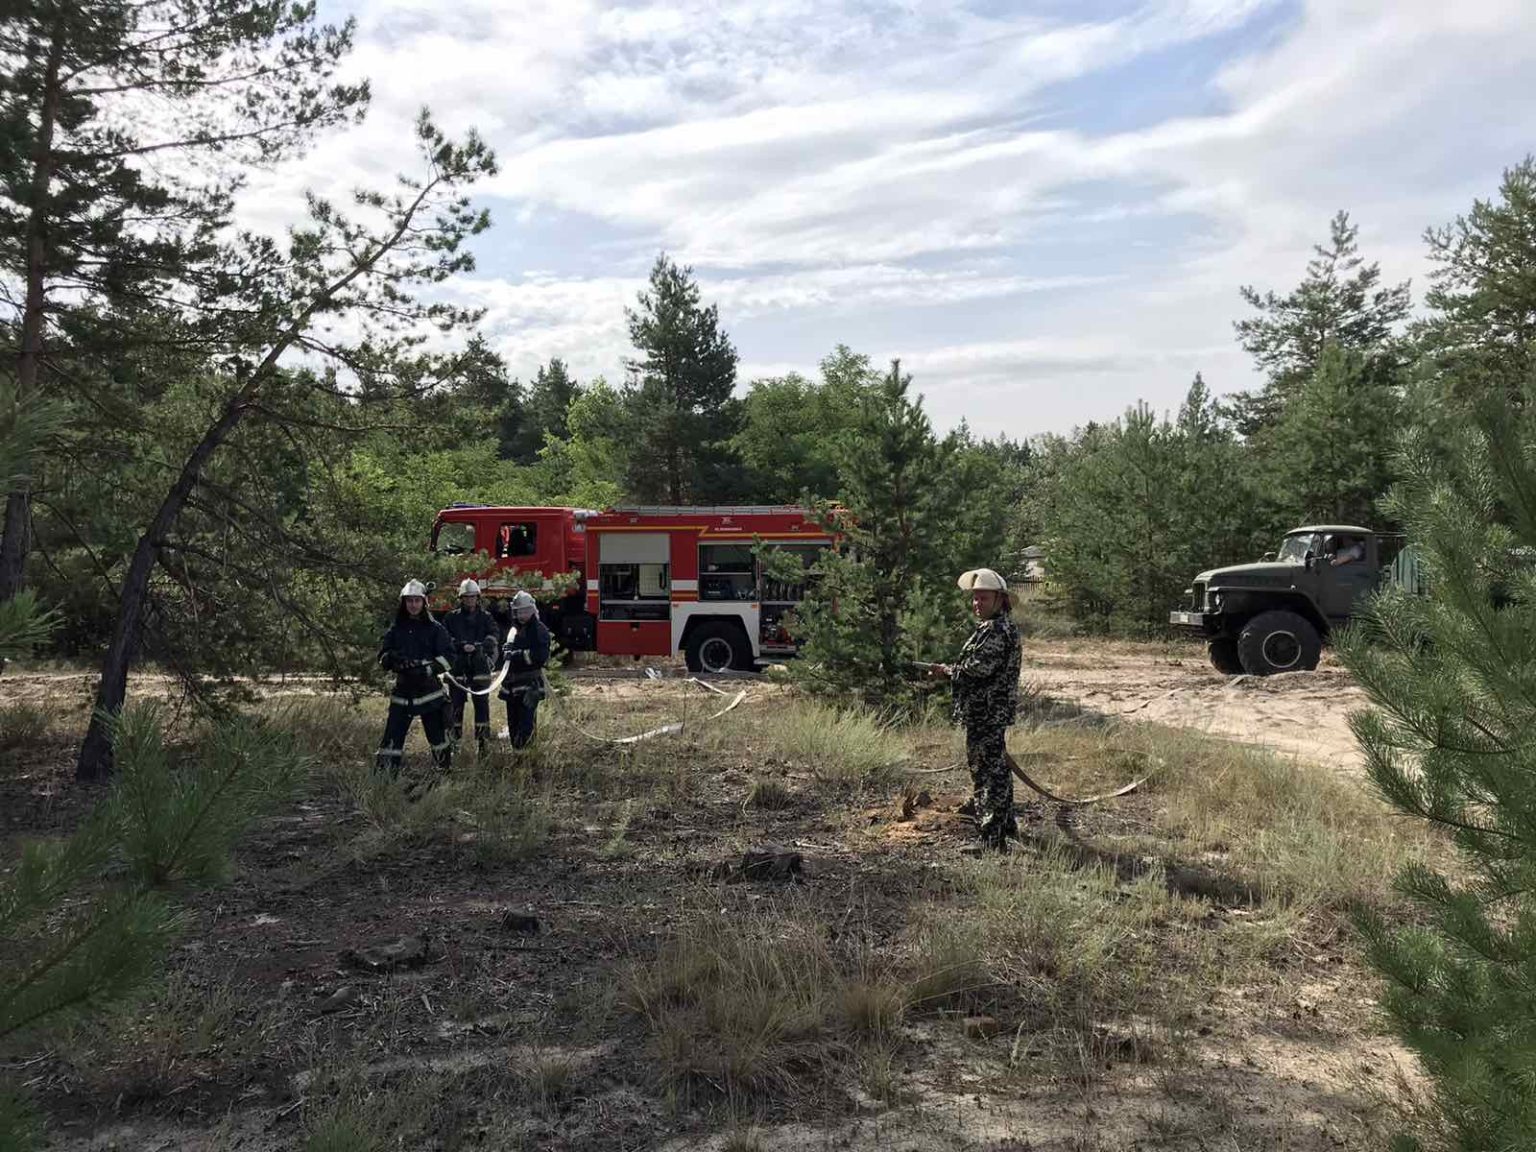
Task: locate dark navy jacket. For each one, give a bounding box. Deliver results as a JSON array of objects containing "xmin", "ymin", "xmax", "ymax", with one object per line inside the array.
[
  {"xmin": 442, "ymin": 605, "xmax": 500, "ymax": 679},
  {"xmin": 378, "ymin": 612, "xmax": 454, "ymax": 708},
  {"xmin": 499, "ymin": 615, "xmax": 550, "ymax": 697}
]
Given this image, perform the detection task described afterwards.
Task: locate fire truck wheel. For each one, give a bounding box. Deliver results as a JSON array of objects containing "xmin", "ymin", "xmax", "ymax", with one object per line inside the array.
[{"xmin": 684, "ymin": 621, "xmax": 751, "ymax": 675}]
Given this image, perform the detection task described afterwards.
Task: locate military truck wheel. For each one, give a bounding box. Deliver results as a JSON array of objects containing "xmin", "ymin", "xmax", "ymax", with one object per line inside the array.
[
  {"xmin": 1208, "ymin": 638, "xmax": 1243, "ymax": 675},
  {"xmin": 1237, "ymin": 611, "xmax": 1321, "ymax": 676}
]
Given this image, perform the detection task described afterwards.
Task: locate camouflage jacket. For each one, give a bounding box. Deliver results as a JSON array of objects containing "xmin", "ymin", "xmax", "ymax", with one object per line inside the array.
[{"xmin": 950, "ymin": 614, "xmax": 1022, "ymax": 729}]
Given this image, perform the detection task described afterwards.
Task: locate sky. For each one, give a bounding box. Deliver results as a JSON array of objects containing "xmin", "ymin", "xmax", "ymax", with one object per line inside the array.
[{"xmin": 247, "ymin": 0, "xmax": 1536, "ymax": 438}]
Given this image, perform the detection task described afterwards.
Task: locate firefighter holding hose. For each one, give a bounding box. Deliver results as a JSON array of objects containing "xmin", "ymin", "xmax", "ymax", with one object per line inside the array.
[
  {"xmin": 498, "ymin": 590, "xmax": 550, "ymax": 748},
  {"xmin": 375, "ymin": 579, "xmax": 456, "ymax": 788},
  {"xmin": 928, "ymin": 568, "xmax": 1023, "ymax": 851},
  {"xmin": 442, "ymin": 579, "xmax": 500, "ymax": 755}
]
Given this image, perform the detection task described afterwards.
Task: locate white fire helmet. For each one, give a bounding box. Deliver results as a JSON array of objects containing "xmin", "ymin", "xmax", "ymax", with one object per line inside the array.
[
  {"xmin": 400, "ymin": 579, "xmax": 429, "ymax": 599},
  {"xmin": 458, "ymin": 578, "xmax": 481, "ymax": 597},
  {"xmin": 957, "ymin": 568, "xmax": 1008, "ymax": 593},
  {"xmin": 510, "ymin": 590, "xmax": 538, "ymax": 619}
]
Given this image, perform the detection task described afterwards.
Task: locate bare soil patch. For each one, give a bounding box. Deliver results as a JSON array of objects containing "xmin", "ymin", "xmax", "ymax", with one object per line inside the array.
[{"xmin": 1025, "ymin": 640, "xmax": 1369, "ymax": 774}]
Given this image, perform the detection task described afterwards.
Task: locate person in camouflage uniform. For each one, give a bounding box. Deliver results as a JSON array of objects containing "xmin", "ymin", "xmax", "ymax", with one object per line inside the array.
[{"xmin": 931, "ymin": 567, "xmax": 1022, "ymax": 850}]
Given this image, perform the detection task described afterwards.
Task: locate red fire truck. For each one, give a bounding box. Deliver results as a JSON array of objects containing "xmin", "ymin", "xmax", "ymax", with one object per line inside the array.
[{"xmin": 430, "ymin": 504, "xmax": 833, "ymax": 673}]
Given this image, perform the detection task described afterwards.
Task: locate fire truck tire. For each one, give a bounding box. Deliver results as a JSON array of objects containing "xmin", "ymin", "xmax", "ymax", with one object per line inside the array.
[{"xmin": 684, "ymin": 621, "xmax": 752, "ymax": 675}]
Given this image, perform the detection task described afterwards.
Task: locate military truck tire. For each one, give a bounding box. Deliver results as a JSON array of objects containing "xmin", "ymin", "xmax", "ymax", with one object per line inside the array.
[
  {"xmin": 684, "ymin": 621, "xmax": 753, "ymax": 674},
  {"xmin": 1237, "ymin": 611, "xmax": 1321, "ymax": 676},
  {"xmin": 1208, "ymin": 638, "xmax": 1244, "ymax": 675}
]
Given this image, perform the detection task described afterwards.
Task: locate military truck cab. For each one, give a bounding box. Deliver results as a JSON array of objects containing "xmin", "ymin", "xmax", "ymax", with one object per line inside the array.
[{"xmin": 1170, "ymin": 525, "xmax": 1410, "ymax": 676}]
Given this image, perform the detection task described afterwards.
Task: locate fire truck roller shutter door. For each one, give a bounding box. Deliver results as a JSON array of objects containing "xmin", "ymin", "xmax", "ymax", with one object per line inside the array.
[{"xmin": 598, "ymin": 532, "xmax": 670, "ymax": 623}]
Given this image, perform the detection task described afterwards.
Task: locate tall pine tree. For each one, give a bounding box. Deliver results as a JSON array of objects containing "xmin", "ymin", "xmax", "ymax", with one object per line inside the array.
[
  {"xmin": 1344, "ymin": 159, "xmax": 1536, "ymax": 1152},
  {"xmin": 1229, "ymin": 211, "xmax": 1411, "ymax": 437},
  {"xmin": 1267, "ymin": 342, "xmax": 1401, "ymax": 525},
  {"xmin": 790, "ymin": 360, "xmax": 954, "ymax": 709},
  {"xmin": 622, "ymin": 254, "xmax": 742, "ymax": 504},
  {"xmin": 0, "ymin": 0, "xmax": 367, "ymax": 599}
]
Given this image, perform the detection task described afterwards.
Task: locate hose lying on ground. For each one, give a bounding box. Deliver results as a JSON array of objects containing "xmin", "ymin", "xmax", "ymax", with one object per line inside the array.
[
  {"xmin": 569, "ymin": 675, "xmax": 748, "ymax": 745},
  {"xmin": 908, "ymin": 750, "xmax": 1156, "ymax": 805}
]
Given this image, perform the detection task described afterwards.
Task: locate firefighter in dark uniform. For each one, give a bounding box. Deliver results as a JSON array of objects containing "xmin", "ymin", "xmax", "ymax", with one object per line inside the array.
[
  {"xmin": 442, "ymin": 578, "xmax": 500, "ymax": 755},
  {"xmin": 498, "ymin": 590, "xmax": 550, "ymax": 748},
  {"xmin": 376, "ymin": 579, "xmax": 456, "ymax": 786},
  {"xmin": 929, "ymin": 568, "xmax": 1023, "ymax": 851}
]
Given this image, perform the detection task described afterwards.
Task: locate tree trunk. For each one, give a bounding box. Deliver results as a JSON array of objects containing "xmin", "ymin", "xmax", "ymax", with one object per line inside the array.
[
  {"xmin": 0, "ymin": 21, "xmax": 66, "ymax": 600},
  {"xmin": 76, "ymin": 387, "xmax": 252, "ymax": 781}
]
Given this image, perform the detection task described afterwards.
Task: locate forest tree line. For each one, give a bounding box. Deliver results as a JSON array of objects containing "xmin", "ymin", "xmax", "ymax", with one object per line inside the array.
[{"xmin": 2, "ymin": 0, "xmax": 1534, "ymax": 760}]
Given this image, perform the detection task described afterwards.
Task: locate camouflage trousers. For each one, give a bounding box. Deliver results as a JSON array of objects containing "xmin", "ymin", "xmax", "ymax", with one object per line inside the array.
[{"xmin": 966, "ymin": 725, "xmax": 1016, "ymax": 848}]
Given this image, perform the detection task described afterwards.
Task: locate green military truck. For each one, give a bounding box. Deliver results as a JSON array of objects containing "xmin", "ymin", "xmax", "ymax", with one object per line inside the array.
[{"xmin": 1169, "ymin": 525, "xmax": 1420, "ymax": 676}]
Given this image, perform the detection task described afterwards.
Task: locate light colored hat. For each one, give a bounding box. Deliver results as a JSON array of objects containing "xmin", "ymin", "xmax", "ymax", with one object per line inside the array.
[
  {"xmin": 957, "ymin": 568, "xmax": 1008, "ymax": 592},
  {"xmin": 510, "ymin": 590, "xmax": 538, "ymax": 615},
  {"xmin": 400, "ymin": 579, "xmax": 429, "ymax": 599},
  {"xmin": 458, "ymin": 578, "xmax": 481, "ymax": 597}
]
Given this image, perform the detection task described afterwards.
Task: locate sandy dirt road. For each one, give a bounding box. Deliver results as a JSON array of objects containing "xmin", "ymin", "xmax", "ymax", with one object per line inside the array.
[{"xmin": 1025, "ymin": 640, "xmax": 1371, "ymax": 774}]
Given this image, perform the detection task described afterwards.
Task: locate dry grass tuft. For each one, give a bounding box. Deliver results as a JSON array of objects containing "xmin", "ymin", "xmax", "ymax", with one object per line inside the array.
[
  {"xmin": 744, "ymin": 776, "xmax": 792, "ymax": 810},
  {"xmin": 1007, "ymin": 723, "xmax": 1440, "ymax": 911},
  {"xmin": 0, "ymin": 700, "xmax": 51, "ymax": 754},
  {"xmin": 623, "ymin": 907, "xmax": 904, "ymax": 1108},
  {"xmin": 738, "ymin": 702, "xmax": 908, "ymax": 790}
]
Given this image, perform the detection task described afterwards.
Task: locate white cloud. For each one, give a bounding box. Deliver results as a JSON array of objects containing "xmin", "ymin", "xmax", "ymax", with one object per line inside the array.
[{"xmin": 261, "ymin": 0, "xmax": 1536, "ymax": 434}]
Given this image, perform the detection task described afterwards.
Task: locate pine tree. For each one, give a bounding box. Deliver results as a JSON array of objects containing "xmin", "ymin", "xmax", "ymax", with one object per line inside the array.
[
  {"xmin": 1343, "ymin": 162, "xmax": 1536, "ymax": 1152},
  {"xmin": 790, "ymin": 360, "xmax": 954, "ymax": 709},
  {"xmin": 734, "ymin": 347, "xmax": 881, "ymax": 502},
  {"xmin": 1268, "ymin": 342, "xmax": 1400, "ymax": 525},
  {"xmin": 536, "ymin": 377, "xmax": 628, "ymax": 508},
  {"xmin": 622, "ymin": 254, "xmax": 742, "ymax": 504},
  {"xmin": 447, "ymin": 336, "xmax": 527, "ymax": 460},
  {"xmin": 0, "ymin": 380, "xmax": 58, "ymax": 664},
  {"xmin": 1041, "ymin": 381, "xmax": 1261, "ymax": 631},
  {"xmin": 75, "ymin": 114, "xmax": 497, "ymax": 780},
  {"xmin": 0, "ymin": 0, "xmax": 367, "ymax": 600},
  {"xmin": 1416, "ymin": 157, "xmax": 1536, "ymax": 411},
  {"xmin": 1, "ymin": 706, "xmax": 304, "ymax": 1149},
  {"xmin": 1229, "ymin": 211, "xmax": 1411, "ymax": 436}
]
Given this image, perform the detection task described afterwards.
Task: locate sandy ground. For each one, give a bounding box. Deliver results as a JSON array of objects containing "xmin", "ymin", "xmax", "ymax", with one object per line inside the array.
[{"xmin": 1024, "ymin": 642, "xmax": 1370, "ymax": 775}]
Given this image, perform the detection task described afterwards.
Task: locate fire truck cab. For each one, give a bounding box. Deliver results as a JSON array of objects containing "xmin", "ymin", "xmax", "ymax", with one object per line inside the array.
[
  {"xmin": 429, "ymin": 504, "xmax": 598, "ymax": 650},
  {"xmin": 430, "ymin": 503, "xmax": 832, "ymax": 672}
]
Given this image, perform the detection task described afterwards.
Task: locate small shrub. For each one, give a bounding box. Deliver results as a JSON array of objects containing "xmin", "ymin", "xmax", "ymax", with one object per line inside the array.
[
  {"xmin": 722, "ymin": 1128, "xmax": 765, "ymax": 1152},
  {"xmin": 839, "ymin": 978, "xmax": 905, "ymax": 1037},
  {"xmin": 331, "ymin": 749, "xmax": 550, "ymax": 867}
]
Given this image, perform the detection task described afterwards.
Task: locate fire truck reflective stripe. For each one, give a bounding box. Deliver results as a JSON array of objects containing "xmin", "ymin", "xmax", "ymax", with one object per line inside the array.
[
  {"xmin": 671, "ymin": 579, "xmax": 699, "ymax": 590},
  {"xmin": 587, "ymin": 580, "xmax": 599, "ymax": 592},
  {"xmin": 390, "ymin": 689, "xmax": 446, "ymax": 707}
]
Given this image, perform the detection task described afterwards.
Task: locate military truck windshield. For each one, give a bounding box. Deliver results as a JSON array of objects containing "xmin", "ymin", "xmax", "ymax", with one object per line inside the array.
[{"xmin": 1277, "ymin": 533, "xmax": 1320, "ymax": 564}]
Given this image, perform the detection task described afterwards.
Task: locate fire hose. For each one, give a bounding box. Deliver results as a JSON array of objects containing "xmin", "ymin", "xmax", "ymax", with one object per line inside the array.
[
  {"xmin": 907, "ymin": 661, "xmax": 1153, "ymax": 805},
  {"xmin": 439, "ymin": 624, "xmax": 519, "ymax": 697},
  {"xmin": 1004, "ymin": 750, "xmax": 1153, "ymax": 806},
  {"xmin": 569, "ymin": 675, "xmax": 748, "ymax": 745}
]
